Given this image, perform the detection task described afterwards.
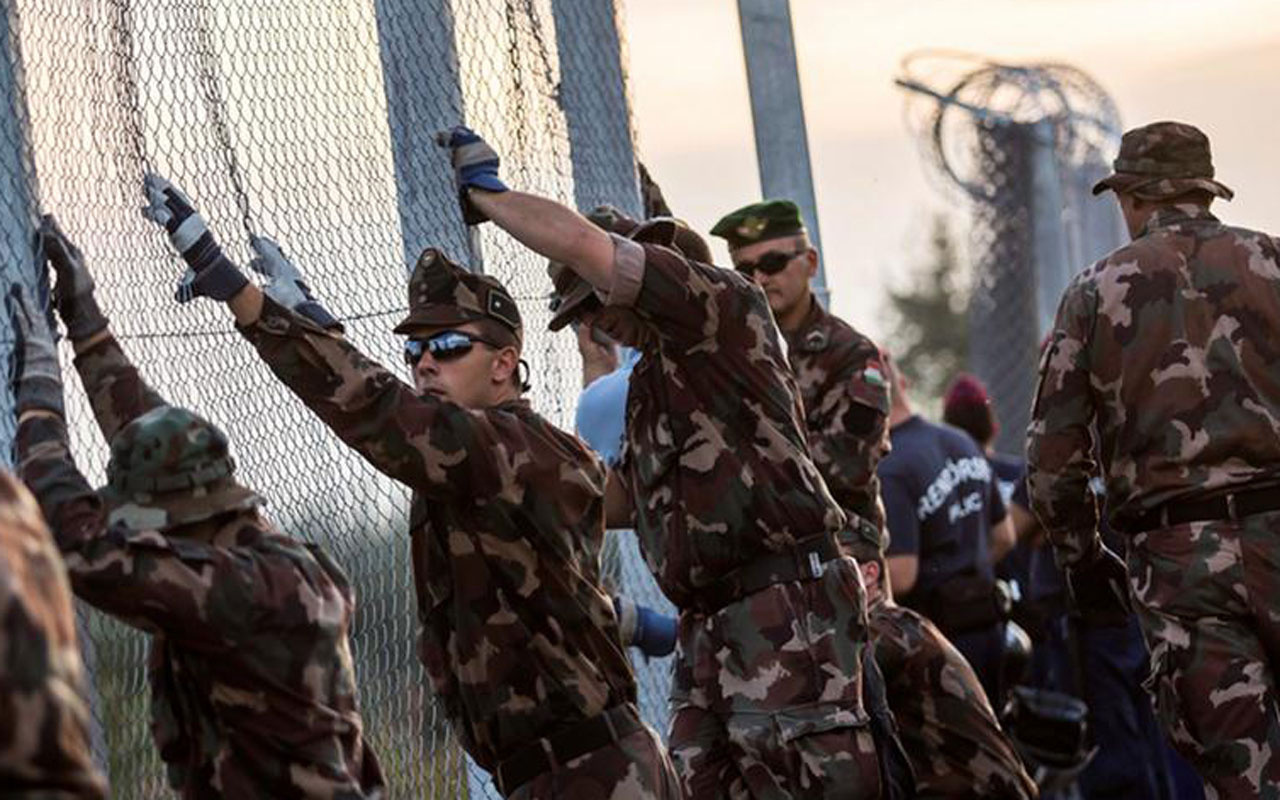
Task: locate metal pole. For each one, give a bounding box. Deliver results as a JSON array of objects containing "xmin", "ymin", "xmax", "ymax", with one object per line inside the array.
[
  {"xmin": 1028, "ymin": 120, "xmax": 1073, "ymax": 334},
  {"xmin": 551, "ymin": 0, "xmax": 642, "ymax": 218},
  {"xmin": 372, "ymin": 0, "xmax": 474, "ymax": 273},
  {"xmin": 735, "ymin": 0, "xmax": 828, "ymax": 305}
]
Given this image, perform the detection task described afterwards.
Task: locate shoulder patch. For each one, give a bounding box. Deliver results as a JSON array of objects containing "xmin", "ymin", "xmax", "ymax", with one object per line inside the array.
[{"xmin": 861, "ymin": 360, "xmax": 887, "ymax": 388}]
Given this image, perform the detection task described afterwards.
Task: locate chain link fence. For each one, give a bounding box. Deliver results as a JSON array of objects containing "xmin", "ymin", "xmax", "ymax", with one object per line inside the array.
[
  {"xmin": 898, "ymin": 56, "xmax": 1125, "ymax": 454},
  {"xmin": 0, "ymin": 1, "xmax": 673, "ymax": 795}
]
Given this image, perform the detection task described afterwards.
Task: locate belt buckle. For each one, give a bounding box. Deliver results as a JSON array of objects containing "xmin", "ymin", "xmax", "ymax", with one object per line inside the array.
[{"xmin": 808, "ymin": 550, "xmax": 824, "ymax": 579}]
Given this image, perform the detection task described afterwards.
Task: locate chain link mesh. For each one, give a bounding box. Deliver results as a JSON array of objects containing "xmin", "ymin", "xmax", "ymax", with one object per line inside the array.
[
  {"xmin": 898, "ymin": 55, "xmax": 1124, "ymax": 455},
  {"xmin": 1, "ymin": 0, "xmax": 664, "ymax": 795}
]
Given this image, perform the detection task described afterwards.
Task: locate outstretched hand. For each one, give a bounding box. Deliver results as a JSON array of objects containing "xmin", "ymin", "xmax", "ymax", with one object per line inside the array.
[
  {"xmin": 7, "ymin": 283, "xmax": 64, "ymax": 418},
  {"xmin": 436, "ymin": 125, "xmax": 507, "ymax": 224},
  {"xmin": 141, "ymin": 173, "xmax": 248, "ymax": 303},
  {"xmin": 246, "ymin": 236, "xmax": 342, "ymax": 331},
  {"xmin": 38, "ymin": 215, "xmax": 109, "ymax": 340}
]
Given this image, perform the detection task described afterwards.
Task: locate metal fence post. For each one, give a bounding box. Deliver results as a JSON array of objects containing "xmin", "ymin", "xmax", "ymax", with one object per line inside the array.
[
  {"xmin": 551, "ymin": 0, "xmax": 642, "ymax": 218},
  {"xmin": 372, "ymin": 0, "xmax": 473, "ymax": 272},
  {"xmin": 735, "ymin": 0, "xmax": 827, "ymax": 305}
]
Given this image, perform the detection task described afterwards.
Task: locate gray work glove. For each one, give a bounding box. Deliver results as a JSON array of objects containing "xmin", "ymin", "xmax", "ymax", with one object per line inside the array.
[
  {"xmin": 141, "ymin": 173, "xmax": 248, "ymax": 303},
  {"xmin": 7, "ymin": 283, "xmax": 65, "ymax": 418},
  {"xmin": 435, "ymin": 126, "xmax": 508, "ymax": 225},
  {"xmin": 246, "ymin": 236, "xmax": 342, "ymax": 331},
  {"xmin": 39, "ymin": 215, "xmax": 110, "ymax": 340}
]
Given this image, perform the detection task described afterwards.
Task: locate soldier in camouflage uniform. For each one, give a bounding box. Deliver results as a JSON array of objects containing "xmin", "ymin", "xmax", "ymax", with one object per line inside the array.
[
  {"xmin": 845, "ymin": 513, "xmax": 1037, "ymax": 799},
  {"xmin": 138, "ymin": 173, "xmax": 678, "ymax": 799},
  {"xmin": 12, "ymin": 216, "xmax": 385, "ymax": 798},
  {"xmin": 1027, "ymin": 120, "xmax": 1280, "ymax": 799},
  {"xmin": 710, "ymin": 199, "xmax": 891, "ymax": 543},
  {"xmin": 436, "ymin": 127, "xmax": 883, "ymax": 799},
  {"xmin": 0, "ymin": 467, "xmax": 108, "ymax": 798}
]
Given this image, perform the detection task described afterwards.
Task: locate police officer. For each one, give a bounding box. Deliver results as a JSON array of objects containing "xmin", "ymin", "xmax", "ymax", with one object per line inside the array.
[
  {"xmin": 878, "ymin": 356, "xmax": 1016, "ymax": 703},
  {"xmin": 0, "ymin": 468, "xmax": 107, "ymax": 798},
  {"xmin": 12, "ymin": 216, "xmax": 385, "ymax": 797},
  {"xmin": 437, "ymin": 127, "xmax": 884, "ymax": 798},
  {"xmin": 1027, "ymin": 120, "xmax": 1280, "ymax": 800},
  {"xmin": 138, "ymin": 174, "xmax": 679, "ymax": 798}
]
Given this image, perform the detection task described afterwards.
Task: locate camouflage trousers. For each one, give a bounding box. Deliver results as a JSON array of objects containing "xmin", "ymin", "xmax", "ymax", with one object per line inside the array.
[
  {"xmin": 1128, "ymin": 510, "xmax": 1280, "ymax": 800},
  {"xmin": 508, "ymin": 725, "xmax": 682, "ymax": 799},
  {"xmin": 669, "ymin": 555, "xmax": 881, "ymax": 799}
]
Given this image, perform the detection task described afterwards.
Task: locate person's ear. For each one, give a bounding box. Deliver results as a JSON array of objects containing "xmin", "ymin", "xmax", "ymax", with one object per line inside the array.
[{"xmin": 491, "ymin": 346, "xmax": 519, "ymax": 386}]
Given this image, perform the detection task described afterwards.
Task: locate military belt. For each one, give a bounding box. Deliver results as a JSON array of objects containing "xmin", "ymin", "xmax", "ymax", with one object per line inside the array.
[
  {"xmin": 1131, "ymin": 483, "xmax": 1280, "ymax": 533},
  {"xmin": 494, "ymin": 703, "xmax": 643, "ymax": 796},
  {"xmin": 691, "ymin": 533, "xmax": 843, "ymax": 615}
]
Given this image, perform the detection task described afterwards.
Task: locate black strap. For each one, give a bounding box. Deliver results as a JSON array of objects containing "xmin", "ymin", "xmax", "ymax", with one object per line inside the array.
[
  {"xmin": 692, "ymin": 533, "xmax": 843, "ymax": 615},
  {"xmin": 495, "ymin": 704, "xmax": 643, "ymax": 796},
  {"xmin": 1130, "ymin": 483, "xmax": 1280, "ymax": 533}
]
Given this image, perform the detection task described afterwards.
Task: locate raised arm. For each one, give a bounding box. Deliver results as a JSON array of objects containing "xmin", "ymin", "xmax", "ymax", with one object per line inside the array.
[
  {"xmin": 8, "ymin": 286, "xmax": 246, "ymax": 650},
  {"xmin": 41, "ymin": 216, "xmax": 167, "ymax": 441},
  {"xmin": 138, "ymin": 173, "xmax": 531, "ymax": 500},
  {"xmin": 438, "ymin": 127, "xmax": 616, "ymax": 293}
]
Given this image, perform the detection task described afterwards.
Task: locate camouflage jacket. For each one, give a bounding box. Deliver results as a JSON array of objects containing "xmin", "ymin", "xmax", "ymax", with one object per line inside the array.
[
  {"xmin": 783, "ymin": 297, "xmax": 890, "ymax": 531},
  {"xmin": 239, "ymin": 298, "xmax": 637, "ymax": 771},
  {"xmin": 870, "ymin": 601, "xmax": 1036, "ymax": 799},
  {"xmin": 0, "ymin": 471, "xmax": 108, "ymax": 799},
  {"xmin": 1027, "ymin": 205, "xmax": 1280, "ymax": 565},
  {"xmin": 606, "ymin": 237, "xmax": 846, "ymax": 607},
  {"xmin": 16, "ymin": 335, "xmax": 385, "ymax": 799}
]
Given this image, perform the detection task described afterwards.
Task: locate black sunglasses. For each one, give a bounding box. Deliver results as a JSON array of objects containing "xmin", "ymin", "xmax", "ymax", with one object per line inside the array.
[
  {"xmin": 734, "ymin": 247, "xmax": 807, "ymax": 277},
  {"xmin": 403, "ymin": 330, "xmax": 503, "ymax": 366}
]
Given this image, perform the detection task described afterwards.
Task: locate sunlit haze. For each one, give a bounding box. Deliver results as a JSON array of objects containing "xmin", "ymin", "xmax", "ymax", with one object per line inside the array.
[{"xmin": 624, "ymin": 0, "xmax": 1280, "ymax": 341}]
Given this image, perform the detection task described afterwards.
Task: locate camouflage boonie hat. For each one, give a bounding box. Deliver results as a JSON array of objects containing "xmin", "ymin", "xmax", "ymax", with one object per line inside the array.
[
  {"xmin": 101, "ymin": 406, "xmax": 262, "ymax": 532},
  {"xmin": 546, "ymin": 205, "xmax": 679, "ymax": 332},
  {"xmin": 710, "ymin": 199, "xmax": 805, "ymax": 250},
  {"xmin": 1092, "ymin": 121, "xmax": 1234, "ymax": 201},
  {"xmin": 394, "ymin": 248, "xmax": 523, "ymax": 344}
]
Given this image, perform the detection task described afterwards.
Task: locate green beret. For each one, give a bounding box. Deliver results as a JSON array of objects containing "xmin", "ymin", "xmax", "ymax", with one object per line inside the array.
[{"xmin": 710, "ymin": 199, "xmax": 805, "ymax": 250}]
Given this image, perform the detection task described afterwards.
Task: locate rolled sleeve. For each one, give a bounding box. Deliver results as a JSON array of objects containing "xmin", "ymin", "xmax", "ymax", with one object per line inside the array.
[{"xmin": 603, "ymin": 233, "xmax": 645, "ymax": 308}]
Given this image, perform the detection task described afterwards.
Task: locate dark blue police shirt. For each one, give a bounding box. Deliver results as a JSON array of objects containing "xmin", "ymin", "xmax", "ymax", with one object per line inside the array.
[{"xmin": 879, "ymin": 415, "xmax": 1006, "ymax": 602}]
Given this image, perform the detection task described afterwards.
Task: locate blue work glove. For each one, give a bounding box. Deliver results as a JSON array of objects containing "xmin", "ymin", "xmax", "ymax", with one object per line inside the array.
[
  {"xmin": 245, "ymin": 236, "xmax": 343, "ymax": 332},
  {"xmin": 7, "ymin": 283, "xmax": 65, "ymax": 418},
  {"xmin": 613, "ymin": 596, "xmax": 677, "ymax": 658},
  {"xmin": 1066, "ymin": 542, "xmax": 1132, "ymax": 628},
  {"xmin": 435, "ymin": 126, "xmax": 508, "ymax": 225},
  {"xmin": 141, "ymin": 173, "xmax": 248, "ymax": 303},
  {"xmin": 39, "ymin": 215, "xmax": 110, "ymax": 341}
]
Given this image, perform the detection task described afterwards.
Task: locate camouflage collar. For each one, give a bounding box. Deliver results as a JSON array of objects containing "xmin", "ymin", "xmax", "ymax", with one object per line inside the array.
[
  {"xmin": 784, "ymin": 296, "xmax": 827, "ymax": 343},
  {"xmin": 1140, "ymin": 204, "xmax": 1219, "ymax": 237}
]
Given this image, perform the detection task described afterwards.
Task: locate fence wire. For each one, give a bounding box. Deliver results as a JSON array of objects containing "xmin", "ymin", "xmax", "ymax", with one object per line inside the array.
[
  {"xmin": 898, "ymin": 56, "xmax": 1124, "ymax": 456},
  {"xmin": 0, "ymin": 1, "xmax": 668, "ymax": 796}
]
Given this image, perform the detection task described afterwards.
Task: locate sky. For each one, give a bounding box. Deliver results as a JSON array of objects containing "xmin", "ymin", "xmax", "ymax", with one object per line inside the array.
[{"xmin": 622, "ymin": 0, "xmax": 1280, "ymax": 342}]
